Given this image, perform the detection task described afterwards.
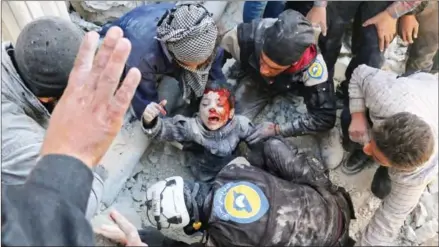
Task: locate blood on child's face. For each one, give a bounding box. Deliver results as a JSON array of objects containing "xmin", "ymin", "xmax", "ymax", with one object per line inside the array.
[{"xmin": 199, "ymin": 90, "xmax": 232, "ymax": 130}]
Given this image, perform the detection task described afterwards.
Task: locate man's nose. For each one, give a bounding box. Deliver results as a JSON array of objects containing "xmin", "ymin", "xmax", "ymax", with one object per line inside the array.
[{"xmin": 209, "ymin": 108, "xmax": 216, "ymax": 113}]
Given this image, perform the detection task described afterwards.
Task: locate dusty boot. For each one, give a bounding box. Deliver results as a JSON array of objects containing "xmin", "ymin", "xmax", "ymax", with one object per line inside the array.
[
  {"xmin": 318, "ymin": 127, "xmax": 344, "ymax": 170},
  {"xmin": 341, "ymin": 150, "xmax": 372, "ymax": 175},
  {"xmin": 371, "ymin": 166, "xmax": 392, "ymax": 199}
]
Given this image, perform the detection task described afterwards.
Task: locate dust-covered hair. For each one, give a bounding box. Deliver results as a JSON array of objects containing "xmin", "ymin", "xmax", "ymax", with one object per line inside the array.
[
  {"xmin": 372, "ymin": 112, "xmax": 435, "ymax": 169},
  {"xmin": 203, "ymin": 80, "xmax": 235, "ymax": 108}
]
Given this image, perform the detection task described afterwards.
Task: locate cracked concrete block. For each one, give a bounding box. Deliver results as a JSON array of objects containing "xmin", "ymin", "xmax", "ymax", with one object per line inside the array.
[
  {"xmin": 100, "ymin": 117, "xmax": 151, "ymax": 207},
  {"xmin": 70, "ymin": 1, "xmax": 148, "ymax": 25}
]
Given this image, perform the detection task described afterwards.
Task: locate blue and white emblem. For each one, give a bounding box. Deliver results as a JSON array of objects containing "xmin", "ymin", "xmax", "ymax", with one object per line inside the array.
[{"xmin": 213, "ymin": 181, "xmax": 269, "ymax": 224}]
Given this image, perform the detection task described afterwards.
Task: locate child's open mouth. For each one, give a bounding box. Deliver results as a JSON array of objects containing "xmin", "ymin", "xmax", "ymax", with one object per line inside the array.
[{"xmin": 208, "ymin": 116, "xmax": 220, "ymax": 122}]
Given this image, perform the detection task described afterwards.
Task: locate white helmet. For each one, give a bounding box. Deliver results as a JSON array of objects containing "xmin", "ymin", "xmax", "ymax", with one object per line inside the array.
[{"xmin": 145, "ymin": 176, "xmax": 190, "ymax": 230}]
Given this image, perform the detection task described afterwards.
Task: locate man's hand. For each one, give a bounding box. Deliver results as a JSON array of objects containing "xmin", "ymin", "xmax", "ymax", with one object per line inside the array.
[
  {"xmin": 142, "ymin": 100, "xmax": 167, "ymax": 124},
  {"xmin": 348, "ymin": 112, "xmax": 369, "ymax": 144},
  {"xmin": 306, "ymin": 6, "xmax": 327, "ymax": 36},
  {"xmin": 40, "ymin": 27, "xmax": 141, "ymax": 168},
  {"xmin": 246, "ymin": 122, "xmax": 277, "ymax": 145},
  {"xmin": 363, "ymin": 10, "xmax": 397, "ymax": 52},
  {"xmin": 399, "ymin": 15, "xmax": 419, "ymax": 44},
  {"xmin": 94, "ymin": 210, "xmax": 147, "ymax": 246}
]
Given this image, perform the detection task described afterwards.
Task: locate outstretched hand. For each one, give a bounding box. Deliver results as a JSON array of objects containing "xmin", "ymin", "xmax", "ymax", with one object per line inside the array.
[
  {"xmin": 143, "ymin": 100, "xmax": 167, "ymax": 124},
  {"xmin": 398, "ymin": 15, "xmax": 419, "ymax": 44},
  {"xmin": 40, "ymin": 27, "xmax": 141, "ymax": 168},
  {"xmin": 246, "ymin": 122, "xmax": 277, "ymax": 145},
  {"xmin": 94, "ymin": 210, "xmax": 147, "ymax": 246},
  {"xmin": 363, "ymin": 10, "xmax": 397, "ymax": 52}
]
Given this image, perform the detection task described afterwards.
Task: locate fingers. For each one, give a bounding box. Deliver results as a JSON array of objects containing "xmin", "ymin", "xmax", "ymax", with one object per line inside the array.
[
  {"xmin": 110, "ymin": 210, "xmax": 140, "ymax": 243},
  {"xmin": 413, "ymin": 24, "xmax": 419, "ymax": 40},
  {"xmin": 321, "ymin": 22, "xmax": 327, "ymax": 36},
  {"xmin": 159, "ymin": 99, "xmax": 167, "ymax": 107},
  {"xmin": 362, "ymin": 17, "xmax": 374, "ymax": 27},
  {"xmin": 386, "ymin": 34, "xmax": 395, "ymax": 50},
  {"xmin": 378, "ymin": 32, "xmax": 385, "ymax": 52},
  {"xmin": 155, "ymin": 101, "xmax": 167, "ymax": 116},
  {"xmin": 407, "ymin": 30, "xmax": 413, "ymax": 44},
  {"xmin": 402, "ymin": 30, "xmax": 409, "ymax": 44},
  {"xmin": 384, "ymin": 35, "xmax": 390, "ymax": 51},
  {"xmin": 69, "ymin": 31, "xmax": 100, "ymax": 88},
  {"xmin": 94, "ymin": 225, "xmax": 126, "ymax": 243},
  {"xmin": 109, "ymin": 68, "xmax": 141, "ymax": 120},
  {"xmin": 89, "ymin": 27, "xmax": 124, "ymax": 90},
  {"xmin": 95, "ymin": 37, "xmax": 132, "ymax": 105},
  {"xmin": 246, "ymin": 130, "xmax": 260, "ymax": 145}
]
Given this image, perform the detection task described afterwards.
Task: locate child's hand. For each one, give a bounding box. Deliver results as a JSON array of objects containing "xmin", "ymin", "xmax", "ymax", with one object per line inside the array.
[
  {"xmin": 94, "ymin": 210, "xmax": 147, "ymax": 246},
  {"xmin": 143, "ymin": 100, "xmax": 167, "ymax": 124}
]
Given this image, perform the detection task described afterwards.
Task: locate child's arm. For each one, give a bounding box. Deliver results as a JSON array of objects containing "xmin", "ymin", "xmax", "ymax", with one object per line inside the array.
[
  {"xmin": 142, "ymin": 115, "xmax": 194, "ymax": 143},
  {"xmin": 141, "ymin": 101, "xmax": 193, "ymax": 142},
  {"xmin": 237, "ymin": 115, "xmax": 255, "ymax": 140}
]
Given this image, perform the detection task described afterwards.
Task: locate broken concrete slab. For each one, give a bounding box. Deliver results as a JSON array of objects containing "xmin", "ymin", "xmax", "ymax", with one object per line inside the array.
[
  {"xmin": 70, "ymin": 1, "xmax": 148, "ymax": 25},
  {"xmin": 99, "ymin": 115, "xmax": 151, "ymax": 207}
]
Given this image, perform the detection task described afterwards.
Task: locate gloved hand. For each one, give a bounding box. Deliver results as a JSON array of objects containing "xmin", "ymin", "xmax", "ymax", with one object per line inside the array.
[
  {"xmin": 94, "ymin": 210, "xmax": 148, "ymax": 246},
  {"xmin": 246, "ymin": 122, "xmax": 277, "ymax": 145},
  {"xmin": 142, "ymin": 100, "xmax": 167, "ymax": 124}
]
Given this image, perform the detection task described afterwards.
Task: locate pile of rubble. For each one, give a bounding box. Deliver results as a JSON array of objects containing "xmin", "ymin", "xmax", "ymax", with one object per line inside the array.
[{"xmin": 65, "ymin": 2, "xmax": 438, "ymax": 246}]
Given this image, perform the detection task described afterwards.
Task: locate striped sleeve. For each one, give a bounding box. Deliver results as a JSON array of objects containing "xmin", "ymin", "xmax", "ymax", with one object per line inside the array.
[
  {"xmin": 348, "ymin": 65, "xmax": 381, "ymax": 114},
  {"xmin": 357, "ymin": 181, "xmax": 426, "ymax": 245},
  {"xmin": 386, "ymin": 0, "xmax": 424, "ymax": 18}
]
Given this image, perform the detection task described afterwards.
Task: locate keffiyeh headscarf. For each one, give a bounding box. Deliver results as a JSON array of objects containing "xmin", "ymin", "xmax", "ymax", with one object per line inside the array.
[{"xmin": 156, "ymin": 4, "xmax": 218, "ymax": 101}]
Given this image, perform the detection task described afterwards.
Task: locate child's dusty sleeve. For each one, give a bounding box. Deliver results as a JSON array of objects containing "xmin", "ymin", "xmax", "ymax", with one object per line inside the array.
[
  {"xmin": 142, "ymin": 115, "xmax": 194, "ymax": 142},
  {"xmin": 237, "ymin": 115, "xmax": 255, "ymax": 139}
]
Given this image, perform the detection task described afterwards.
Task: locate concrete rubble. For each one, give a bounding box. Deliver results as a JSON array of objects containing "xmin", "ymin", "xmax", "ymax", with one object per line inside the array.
[
  {"xmin": 67, "ymin": 2, "xmax": 438, "ymax": 246},
  {"xmin": 70, "ymin": 1, "xmax": 150, "ymax": 25}
]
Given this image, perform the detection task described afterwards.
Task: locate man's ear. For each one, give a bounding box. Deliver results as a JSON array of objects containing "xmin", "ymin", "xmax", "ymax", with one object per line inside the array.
[
  {"xmin": 363, "ymin": 142, "xmax": 372, "ymax": 156},
  {"xmin": 229, "ymin": 108, "xmax": 235, "ymax": 119}
]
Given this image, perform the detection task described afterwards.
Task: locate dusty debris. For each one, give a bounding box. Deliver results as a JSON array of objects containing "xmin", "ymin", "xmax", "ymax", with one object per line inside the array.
[
  {"xmin": 77, "ymin": 2, "xmax": 437, "ymax": 246},
  {"xmin": 70, "ymin": 1, "xmax": 149, "ymax": 25}
]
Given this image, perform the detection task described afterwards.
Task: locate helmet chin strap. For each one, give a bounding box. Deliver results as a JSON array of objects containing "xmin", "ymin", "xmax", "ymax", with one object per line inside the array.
[
  {"xmin": 146, "ymin": 179, "xmax": 184, "ymax": 230},
  {"xmin": 190, "ymin": 183, "xmax": 201, "ymax": 230}
]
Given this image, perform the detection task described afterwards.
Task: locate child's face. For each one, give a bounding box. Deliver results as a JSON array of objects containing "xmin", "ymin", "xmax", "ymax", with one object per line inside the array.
[{"xmin": 199, "ymin": 90, "xmax": 234, "ymax": 130}]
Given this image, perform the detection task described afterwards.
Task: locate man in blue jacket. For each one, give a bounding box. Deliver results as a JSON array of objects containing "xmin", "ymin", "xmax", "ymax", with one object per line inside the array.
[{"xmin": 100, "ymin": 3, "xmax": 226, "ymax": 119}]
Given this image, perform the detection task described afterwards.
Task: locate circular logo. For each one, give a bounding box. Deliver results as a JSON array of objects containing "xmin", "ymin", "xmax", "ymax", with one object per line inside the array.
[
  {"xmin": 307, "ymin": 61, "xmax": 323, "ymax": 79},
  {"xmin": 213, "ymin": 181, "xmax": 269, "ymax": 224}
]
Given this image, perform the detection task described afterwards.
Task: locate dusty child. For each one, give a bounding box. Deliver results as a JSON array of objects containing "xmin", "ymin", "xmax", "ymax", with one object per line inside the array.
[{"xmin": 142, "ymin": 81, "xmax": 254, "ymax": 182}]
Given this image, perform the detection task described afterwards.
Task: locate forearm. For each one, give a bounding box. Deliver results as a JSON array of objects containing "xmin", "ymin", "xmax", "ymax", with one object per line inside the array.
[
  {"xmin": 358, "ymin": 181, "xmax": 426, "ymax": 245},
  {"xmin": 279, "ymin": 82, "xmax": 336, "ymax": 137},
  {"xmin": 142, "ymin": 116, "xmax": 192, "ymax": 142},
  {"xmin": 386, "ymin": 0, "xmax": 423, "ymax": 19},
  {"xmin": 348, "ymin": 65, "xmax": 381, "ymax": 114},
  {"xmin": 2, "ymin": 154, "xmax": 95, "ymax": 245},
  {"xmin": 278, "ymin": 109, "xmax": 336, "ymax": 137}
]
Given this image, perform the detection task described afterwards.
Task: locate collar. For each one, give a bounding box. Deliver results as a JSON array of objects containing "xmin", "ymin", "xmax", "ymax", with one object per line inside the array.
[{"xmin": 285, "ymin": 45, "xmax": 317, "ymax": 74}]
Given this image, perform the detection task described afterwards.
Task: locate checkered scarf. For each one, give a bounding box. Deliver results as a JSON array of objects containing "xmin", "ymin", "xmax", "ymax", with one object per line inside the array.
[{"xmin": 156, "ymin": 4, "xmax": 218, "ymax": 100}]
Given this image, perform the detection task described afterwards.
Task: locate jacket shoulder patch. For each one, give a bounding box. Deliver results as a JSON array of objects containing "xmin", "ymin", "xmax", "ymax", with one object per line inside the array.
[
  {"xmin": 213, "ymin": 181, "xmax": 269, "ymax": 224},
  {"xmin": 303, "ymin": 54, "xmax": 328, "ymax": 87}
]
